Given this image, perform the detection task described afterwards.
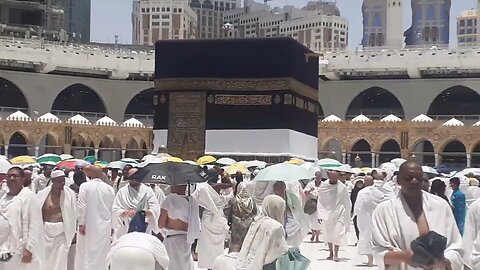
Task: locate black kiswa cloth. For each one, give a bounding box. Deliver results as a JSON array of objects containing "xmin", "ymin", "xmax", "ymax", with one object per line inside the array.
[{"xmin": 410, "ymin": 231, "xmax": 447, "ymax": 267}]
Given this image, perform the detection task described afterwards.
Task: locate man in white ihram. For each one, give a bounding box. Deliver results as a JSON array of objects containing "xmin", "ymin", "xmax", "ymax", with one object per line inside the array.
[
  {"xmin": 353, "ymin": 176, "xmax": 394, "ymax": 267},
  {"xmin": 317, "ymin": 168, "xmax": 351, "ymax": 262},
  {"xmin": 37, "ymin": 170, "xmax": 77, "ymax": 270},
  {"xmin": 0, "ymin": 167, "xmax": 45, "ymax": 270},
  {"xmin": 75, "ymin": 166, "xmax": 115, "ymax": 270},
  {"xmin": 463, "ymin": 197, "xmax": 480, "ymax": 270},
  {"xmin": 112, "ymin": 168, "xmax": 160, "ymax": 240},
  {"xmin": 371, "ymin": 161, "xmax": 464, "ymax": 270}
]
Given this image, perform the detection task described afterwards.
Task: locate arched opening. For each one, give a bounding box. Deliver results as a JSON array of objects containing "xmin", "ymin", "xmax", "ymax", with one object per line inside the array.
[
  {"xmin": 412, "ymin": 140, "xmax": 435, "ymax": 166},
  {"xmin": 378, "ymin": 139, "xmax": 401, "ymax": 164},
  {"xmin": 472, "ymin": 143, "xmax": 480, "ymax": 167},
  {"xmin": 38, "ymin": 133, "xmax": 61, "ymax": 155},
  {"xmin": 428, "ymin": 86, "xmax": 480, "ymax": 121},
  {"xmin": 441, "ymin": 140, "xmax": 466, "ymax": 169},
  {"xmin": 98, "ymin": 136, "xmax": 122, "ymax": 162},
  {"xmin": 320, "ymin": 138, "xmax": 342, "ymax": 161},
  {"xmin": 346, "ymin": 87, "xmax": 404, "ymax": 120},
  {"xmin": 71, "ymin": 135, "xmax": 94, "ymax": 159},
  {"xmin": 350, "ymin": 139, "xmax": 371, "ymax": 167},
  {"xmin": 125, "ymin": 138, "xmax": 147, "ymax": 159},
  {"xmin": 52, "ymin": 84, "xmax": 106, "ymax": 121},
  {"xmin": 0, "ymin": 77, "xmax": 29, "ymax": 117},
  {"xmin": 125, "ymin": 88, "xmax": 154, "ymax": 120},
  {"xmin": 8, "ymin": 132, "xmax": 29, "ymax": 158}
]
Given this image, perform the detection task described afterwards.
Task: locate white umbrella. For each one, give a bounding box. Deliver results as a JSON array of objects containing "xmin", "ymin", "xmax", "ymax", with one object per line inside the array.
[
  {"xmin": 156, "ymin": 153, "xmax": 171, "ymax": 158},
  {"xmin": 107, "ymin": 161, "xmax": 127, "ymax": 170},
  {"xmin": 120, "ymin": 158, "xmax": 138, "ymax": 164},
  {"xmin": 255, "ymin": 163, "xmax": 314, "ymax": 182},
  {"xmin": 60, "ymin": 154, "xmax": 74, "ymax": 161},
  {"xmin": 141, "ymin": 154, "xmax": 158, "ymax": 162},
  {"xmin": 390, "ymin": 158, "xmax": 407, "ymax": 168},
  {"xmin": 241, "ymin": 160, "xmax": 267, "ymax": 168},
  {"xmin": 379, "ymin": 162, "xmax": 398, "ymax": 174},
  {"xmin": 315, "ymin": 158, "xmax": 342, "ymax": 169},
  {"xmin": 184, "ymin": 160, "xmax": 197, "ymax": 165},
  {"xmin": 0, "ymin": 158, "xmax": 11, "ymax": 174},
  {"xmin": 216, "ymin": 157, "xmax": 237, "ymax": 166}
]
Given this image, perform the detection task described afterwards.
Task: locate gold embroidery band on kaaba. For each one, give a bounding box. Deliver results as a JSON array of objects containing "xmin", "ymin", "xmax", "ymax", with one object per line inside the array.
[{"xmin": 154, "ymin": 77, "xmax": 318, "ymax": 101}]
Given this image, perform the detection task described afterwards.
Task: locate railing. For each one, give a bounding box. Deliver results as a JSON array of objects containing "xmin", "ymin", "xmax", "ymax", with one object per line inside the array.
[
  {"xmin": 0, "ymin": 106, "xmax": 28, "ymax": 117},
  {"xmin": 50, "ymin": 110, "xmax": 106, "ymax": 121}
]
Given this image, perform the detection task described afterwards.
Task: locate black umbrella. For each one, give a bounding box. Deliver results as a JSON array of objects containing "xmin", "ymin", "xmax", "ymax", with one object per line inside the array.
[{"xmin": 130, "ymin": 162, "xmax": 207, "ymax": 186}]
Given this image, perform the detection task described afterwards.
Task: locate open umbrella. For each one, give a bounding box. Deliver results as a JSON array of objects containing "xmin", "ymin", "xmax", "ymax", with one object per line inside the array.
[
  {"xmin": 56, "ymin": 159, "xmax": 90, "ymax": 170},
  {"xmin": 243, "ymin": 160, "xmax": 267, "ymax": 169},
  {"xmin": 120, "ymin": 158, "xmax": 139, "ymax": 164},
  {"xmin": 224, "ymin": 163, "xmax": 249, "ymax": 174},
  {"xmin": 130, "ymin": 162, "xmax": 206, "ymax": 186},
  {"xmin": 156, "ymin": 153, "xmax": 172, "ymax": 158},
  {"xmin": 94, "ymin": 161, "xmax": 109, "ymax": 168},
  {"xmin": 287, "ymin": 158, "xmax": 305, "ymax": 165},
  {"xmin": 197, "ymin": 155, "xmax": 217, "ymax": 165},
  {"xmin": 37, "ymin": 154, "xmax": 61, "ymax": 165},
  {"xmin": 216, "ymin": 157, "xmax": 236, "ymax": 166},
  {"xmin": 391, "ymin": 158, "xmax": 407, "ymax": 168},
  {"xmin": 10, "ymin": 155, "xmax": 36, "ymax": 165},
  {"xmin": 107, "ymin": 161, "xmax": 127, "ymax": 170},
  {"xmin": 60, "ymin": 154, "xmax": 74, "ymax": 161},
  {"xmin": 316, "ymin": 158, "xmax": 342, "ymax": 169},
  {"xmin": 422, "ymin": 166, "xmax": 439, "ymax": 176},
  {"xmin": 0, "ymin": 158, "xmax": 11, "ymax": 174},
  {"xmin": 255, "ymin": 163, "xmax": 314, "ymax": 182}
]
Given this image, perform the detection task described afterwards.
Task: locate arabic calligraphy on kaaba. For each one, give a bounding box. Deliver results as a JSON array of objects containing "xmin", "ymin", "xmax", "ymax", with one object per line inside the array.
[{"xmin": 214, "ymin": 94, "xmax": 272, "ymax": 106}]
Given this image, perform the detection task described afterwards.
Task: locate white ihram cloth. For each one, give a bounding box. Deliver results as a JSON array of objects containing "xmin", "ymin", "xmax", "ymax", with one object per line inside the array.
[
  {"xmin": 252, "ymin": 181, "xmax": 274, "ymax": 210},
  {"xmin": 106, "ymin": 232, "xmax": 169, "ymax": 270},
  {"xmin": 465, "ymin": 186, "xmax": 480, "ymax": 208},
  {"xmin": 75, "ymin": 178, "xmax": 115, "ymax": 270},
  {"xmin": 463, "ymin": 198, "xmax": 480, "ymax": 269},
  {"xmin": 285, "ymin": 181, "xmax": 309, "ymax": 248},
  {"xmin": 353, "ymin": 184, "xmax": 394, "ymax": 255},
  {"xmin": 161, "ymin": 193, "xmax": 200, "ymax": 270},
  {"xmin": 151, "ymin": 185, "xmax": 165, "ymax": 207},
  {"xmin": 192, "ymin": 183, "xmax": 231, "ymax": 269},
  {"xmin": 371, "ymin": 191, "xmax": 464, "ymax": 270},
  {"xmin": 235, "ymin": 195, "xmax": 288, "ymax": 270},
  {"xmin": 303, "ymin": 181, "xmax": 322, "ymax": 230},
  {"xmin": 32, "ymin": 174, "xmax": 50, "ymax": 193},
  {"xmin": 112, "ymin": 183, "xmax": 160, "ymax": 240},
  {"xmin": 37, "ymin": 186, "xmax": 77, "ymax": 270},
  {"xmin": 317, "ymin": 181, "xmax": 351, "ymax": 246},
  {"xmin": 0, "ymin": 187, "xmax": 46, "ymax": 270}
]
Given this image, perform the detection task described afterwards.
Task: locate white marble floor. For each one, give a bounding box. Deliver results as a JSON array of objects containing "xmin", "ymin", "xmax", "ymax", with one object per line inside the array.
[{"xmin": 195, "ymin": 230, "xmax": 378, "ymax": 270}]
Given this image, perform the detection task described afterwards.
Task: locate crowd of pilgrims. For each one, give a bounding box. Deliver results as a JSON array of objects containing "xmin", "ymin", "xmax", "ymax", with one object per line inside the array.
[{"xmin": 1, "ymin": 160, "xmax": 480, "ymax": 269}]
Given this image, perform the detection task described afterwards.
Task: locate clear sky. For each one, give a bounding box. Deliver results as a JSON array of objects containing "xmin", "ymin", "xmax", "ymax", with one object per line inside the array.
[{"xmin": 91, "ymin": 0, "xmax": 477, "ymax": 46}]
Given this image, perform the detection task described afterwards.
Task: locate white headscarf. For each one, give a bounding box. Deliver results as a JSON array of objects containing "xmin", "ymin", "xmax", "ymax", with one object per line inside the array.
[{"xmin": 261, "ymin": 194, "xmax": 286, "ymax": 225}]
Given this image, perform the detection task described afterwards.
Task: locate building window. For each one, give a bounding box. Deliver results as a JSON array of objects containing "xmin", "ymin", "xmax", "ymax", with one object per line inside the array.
[
  {"xmin": 174, "ymin": 8, "xmax": 177, "ymax": 12},
  {"xmin": 167, "ymin": 7, "xmax": 170, "ymax": 12},
  {"xmin": 162, "ymin": 22, "xmax": 169, "ymax": 26},
  {"xmin": 460, "ymin": 20, "xmax": 465, "ymax": 27},
  {"xmin": 146, "ymin": 8, "xmax": 150, "ymax": 12},
  {"xmin": 467, "ymin": 20, "xmax": 473, "ymax": 27},
  {"xmin": 141, "ymin": 8, "xmax": 145, "ymax": 12},
  {"xmin": 152, "ymin": 14, "xmax": 160, "ymax": 19},
  {"xmin": 162, "ymin": 15, "xmax": 170, "ymax": 19},
  {"xmin": 162, "ymin": 7, "xmax": 165, "ymax": 12},
  {"xmin": 179, "ymin": 8, "xmax": 182, "ymax": 12},
  {"xmin": 152, "ymin": 21, "xmax": 160, "ymax": 26}
]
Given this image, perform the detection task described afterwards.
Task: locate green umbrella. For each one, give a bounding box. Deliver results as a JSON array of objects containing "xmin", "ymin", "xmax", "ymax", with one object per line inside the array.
[
  {"xmin": 315, "ymin": 158, "xmax": 343, "ymax": 169},
  {"xmin": 120, "ymin": 158, "xmax": 139, "ymax": 164},
  {"xmin": 255, "ymin": 163, "xmax": 314, "ymax": 182},
  {"xmin": 37, "ymin": 154, "xmax": 61, "ymax": 165},
  {"xmin": 84, "ymin": 156, "xmax": 97, "ymax": 165}
]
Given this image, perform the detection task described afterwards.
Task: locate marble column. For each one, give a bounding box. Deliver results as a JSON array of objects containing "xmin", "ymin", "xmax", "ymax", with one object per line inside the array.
[
  {"xmin": 346, "ymin": 153, "xmax": 351, "ymax": 165},
  {"xmin": 122, "ymin": 149, "xmax": 126, "ymax": 159},
  {"xmin": 467, "ymin": 153, "xmax": 472, "ymax": 168},
  {"xmin": 435, "ymin": 153, "xmax": 441, "ymax": 167},
  {"xmin": 94, "ymin": 149, "xmax": 99, "ymax": 159},
  {"xmin": 342, "ymin": 152, "xmax": 347, "ymax": 164},
  {"xmin": 4, "ymin": 145, "xmax": 8, "ymax": 158},
  {"xmin": 376, "ymin": 154, "xmax": 380, "ymax": 167},
  {"xmin": 34, "ymin": 146, "xmax": 39, "ymax": 157},
  {"xmin": 371, "ymin": 153, "xmax": 376, "ymax": 168}
]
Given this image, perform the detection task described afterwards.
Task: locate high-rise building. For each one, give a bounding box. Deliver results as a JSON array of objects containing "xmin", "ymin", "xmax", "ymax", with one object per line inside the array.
[
  {"xmin": 457, "ymin": 9, "xmax": 478, "ymax": 46},
  {"xmin": 51, "ymin": 0, "xmax": 92, "ymax": 43},
  {"xmin": 362, "ymin": 0, "xmax": 387, "ymax": 47},
  {"xmin": 404, "ymin": 0, "xmax": 451, "ymax": 46},
  {"xmin": 362, "ymin": 0, "xmax": 403, "ymax": 48},
  {"xmin": 223, "ymin": 0, "xmax": 348, "ymax": 52},
  {"xmin": 132, "ymin": 0, "xmax": 197, "ymax": 45},
  {"xmin": 189, "ymin": 0, "xmax": 239, "ymax": 39},
  {"xmin": 0, "ymin": 0, "xmax": 65, "ymax": 40}
]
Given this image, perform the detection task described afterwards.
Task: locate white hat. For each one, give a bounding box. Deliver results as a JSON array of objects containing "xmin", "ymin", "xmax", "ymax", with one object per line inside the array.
[{"xmin": 51, "ymin": 170, "xmax": 65, "ymax": 178}]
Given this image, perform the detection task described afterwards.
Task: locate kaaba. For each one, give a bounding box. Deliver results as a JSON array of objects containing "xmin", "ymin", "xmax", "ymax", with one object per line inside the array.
[{"xmin": 153, "ymin": 37, "xmax": 320, "ymax": 161}]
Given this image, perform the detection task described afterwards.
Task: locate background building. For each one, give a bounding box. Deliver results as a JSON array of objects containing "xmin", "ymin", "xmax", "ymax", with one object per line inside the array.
[
  {"xmin": 404, "ymin": 0, "xmax": 451, "ymax": 46},
  {"xmin": 189, "ymin": 0, "xmax": 239, "ymax": 39},
  {"xmin": 223, "ymin": 0, "xmax": 348, "ymax": 52},
  {"xmin": 457, "ymin": 9, "xmax": 478, "ymax": 46},
  {"xmin": 0, "ymin": 0, "xmax": 65, "ymax": 39},
  {"xmin": 52, "ymin": 0, "xmax": 91, "ymax": 43},
  {"xmin": 132, "ymin": 0, "xmax": 197, "ymax": 45},
  {"xmin": 362, "ymin": 0, "xmax": 387, "ymax": 47}
]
